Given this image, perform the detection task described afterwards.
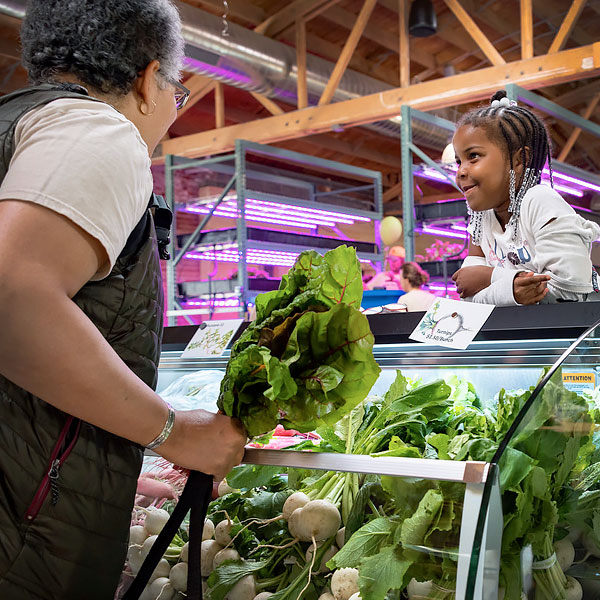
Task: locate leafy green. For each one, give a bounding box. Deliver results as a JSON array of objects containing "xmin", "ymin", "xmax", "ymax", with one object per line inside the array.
[
  {"xmin": 217, "ymin": 246, "xmax": 380, "ymax": 436},
  {"xmin": 357, "ymin": 545, "xmax": 411, "ymax": 600},
  {"xmin": 206, "ymin": 558, "xmax": 271, "ymax": 600}
]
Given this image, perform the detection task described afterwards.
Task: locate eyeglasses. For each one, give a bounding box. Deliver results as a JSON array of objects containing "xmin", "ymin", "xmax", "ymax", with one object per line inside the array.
[
  {"xmin": 171, "ymin": 79, "xmax": 190, "ymax": 110},
  {"xmin": 361, "ymin": 302, "xmax": 408, "ymax": 316}
]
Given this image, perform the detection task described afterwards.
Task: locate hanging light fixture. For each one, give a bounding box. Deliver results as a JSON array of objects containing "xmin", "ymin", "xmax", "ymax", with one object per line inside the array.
[{"xmin": 409, "ymin": 0, "xmax": 437, "ymax": 37}]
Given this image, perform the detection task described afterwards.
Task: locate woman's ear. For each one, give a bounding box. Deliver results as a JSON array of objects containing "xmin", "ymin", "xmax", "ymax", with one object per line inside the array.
[{"xmin": 135, "ymin": 60, "xmax": 161, "ymax": 115}]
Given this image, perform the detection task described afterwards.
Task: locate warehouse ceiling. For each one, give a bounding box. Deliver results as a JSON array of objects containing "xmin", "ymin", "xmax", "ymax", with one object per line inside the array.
[{"xmin": 0, "ymin": 0, "xmax": 599, "ymax": 202}]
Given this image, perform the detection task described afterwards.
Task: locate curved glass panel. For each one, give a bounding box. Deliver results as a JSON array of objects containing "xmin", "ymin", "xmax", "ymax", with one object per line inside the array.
[{"xmin": 466, "ymin": 319, "xmax": 600, "ymax": 599}]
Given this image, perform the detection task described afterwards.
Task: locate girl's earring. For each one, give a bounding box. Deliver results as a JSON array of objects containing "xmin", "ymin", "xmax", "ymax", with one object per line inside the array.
[
  {"xmin": 508, "ymin": 169, "xmax": 517, "ymax": 213},
  {"xmin": 467, "ymin": 206, "xmax": 484, "ymax": 246}
]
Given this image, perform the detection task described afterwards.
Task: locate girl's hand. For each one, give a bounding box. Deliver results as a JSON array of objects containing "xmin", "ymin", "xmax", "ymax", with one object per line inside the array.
[
  {"xmin": 452, "ymin": 266, "xmax": 494, "ymax": 297},
  {"xmin": 513, "ymin": 271, "xmax": 550, "ymax": 305}
]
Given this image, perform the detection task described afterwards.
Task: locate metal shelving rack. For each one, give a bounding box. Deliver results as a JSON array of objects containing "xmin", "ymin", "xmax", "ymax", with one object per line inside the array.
[{"xmin": 164, "ymin": 140, "xmax": 384, "ymax": 325}]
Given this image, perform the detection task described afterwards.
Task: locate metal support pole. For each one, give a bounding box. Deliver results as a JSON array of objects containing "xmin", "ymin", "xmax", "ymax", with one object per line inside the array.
[
  {"xmin": 174, "ymin": 175, "xmax": 237, "ymax": 265},
  {"xmin": 165, "ymin": 154, "xmax": 177, "ymax": 327},
  {"xmin": 235, "ymin": 140, "xmax": 249, "ymax": 319},
  {"xmin": 401, "ymin": 105, "xmax": 415, "ymax": 262},
  {"xmin": 374, "ymin": 171, "xmax": 384, "ymax": 271}
]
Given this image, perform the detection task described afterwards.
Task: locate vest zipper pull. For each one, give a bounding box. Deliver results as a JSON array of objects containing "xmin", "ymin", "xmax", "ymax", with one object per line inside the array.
[{"xmin": 48, "ymin": 459, "xmax": 61, "ymax": 506}]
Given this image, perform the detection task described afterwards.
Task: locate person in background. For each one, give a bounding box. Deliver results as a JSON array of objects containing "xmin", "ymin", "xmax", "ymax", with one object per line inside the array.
[
  {"xmin": 366, "ymin": 245, "xmax": 406, "ymax": 290},
  {"xmin": 399, "ymin": 262, "xmax": 436, "ymax": 311},
  {"xmin": 0, "ymin": 2, "xmax": 246, "ymax": 599},
  {"xmin": 452, "ymin": 90, "xmax": 600, "ymax": 305}
]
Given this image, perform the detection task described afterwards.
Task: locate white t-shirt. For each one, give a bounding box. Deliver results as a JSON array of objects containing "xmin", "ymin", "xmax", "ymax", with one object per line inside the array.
[
  {"xmin": 465, "ymin": 184, "xmax": 600, "ymax": 304},
  {"xmin": 399, "ymin": 289, "xmax": 436, "ymax": 312},
  {"xmin": 0, "ymin": 98, "xmax": 153, "ymax": 280}
]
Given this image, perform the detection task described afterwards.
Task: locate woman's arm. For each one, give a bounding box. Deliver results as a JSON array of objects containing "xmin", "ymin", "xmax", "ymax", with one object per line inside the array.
[{"xmin": 0, "ymin": 200, "xmax": 246, "ymax": 479}]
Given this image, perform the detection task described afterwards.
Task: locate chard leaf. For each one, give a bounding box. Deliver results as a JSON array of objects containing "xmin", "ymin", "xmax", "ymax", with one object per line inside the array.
[
  {"xmin": 357, "ymin": 546, "xmax": 412, "ymax": 600},
  {"xmin": 328, "ymin": 517, "xmax": 395, "ymax": 569},
  {"xmin": 314, "ymin": 425, "xmax": 346, "ymax": 453},
  {"xmin": 206, "ymin": 558, "xmax": 271, "ymax": 600},
  {"xmin": 344, "ymin": 478, "xmax": 385, "ymax": 540}
]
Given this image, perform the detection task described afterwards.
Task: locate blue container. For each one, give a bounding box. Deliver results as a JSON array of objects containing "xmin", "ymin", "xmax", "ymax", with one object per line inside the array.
[{"xmin": 361, "ymin": 289, "xmax": 405, "ymax": 309}]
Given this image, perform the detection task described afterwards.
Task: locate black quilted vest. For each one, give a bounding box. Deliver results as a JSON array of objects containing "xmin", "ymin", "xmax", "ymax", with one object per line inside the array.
[{"xmin": 0, "ymin": 85, "xmax": 165, "ymax": 599}]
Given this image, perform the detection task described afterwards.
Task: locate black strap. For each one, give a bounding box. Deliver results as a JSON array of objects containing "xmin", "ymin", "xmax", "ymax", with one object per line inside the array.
[{"xmin": 123, "ymin": 471, "xmax": 214, "ymax": 600}]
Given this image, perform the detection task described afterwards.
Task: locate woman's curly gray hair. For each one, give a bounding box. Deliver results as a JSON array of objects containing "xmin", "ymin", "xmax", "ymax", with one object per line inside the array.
[{"xmin": 21, "ymin": 0, "xmax": 185, "ymax": 95}]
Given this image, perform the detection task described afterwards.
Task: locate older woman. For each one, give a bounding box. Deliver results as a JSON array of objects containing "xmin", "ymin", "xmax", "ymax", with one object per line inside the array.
[{"xmin": 0, "ymin": 2, "xmax": 246, "ymax": 598}]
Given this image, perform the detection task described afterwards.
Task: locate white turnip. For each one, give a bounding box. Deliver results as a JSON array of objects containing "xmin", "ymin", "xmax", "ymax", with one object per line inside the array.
[
  {"xmin": 554, "ymin": 537, "xmax": 576, "ymax": 571},
  {"xmin": 203, "ymin": 518, "xmax": 215, "ymax": 541},
  {"xmin": 213, "ymin": 548, "xmax": 240, "ymax": 569},
  {"xmin": 169, "ymin": 562, "xmax": 188, "ymax": 593},
  {"xmin": 253, "ymin": 593, "xmax": 273, "ymax": 600},
  {"xmin": 288, "ymin": 500, "xmax": 341, "ymax": 542},
  {"xmin": 565, "ymin": 576, "xmax": 583, "ymax": 600},
  {"xmin": 225, "ymin": 575, "xmax": 256, "ymax": 600},
  {"xmin": 348, "ymin": 594, "xmax": 361, "ymax": 600},
  {"xmin": 282, "ymin": 492, "xmax": 310, "ymax": 521},
  {"xmin": 179, "ymin": 542, "xmax": 189, "ymax": 563},
  {"xmin": 129, "ymin": 525, "xmax": 149, "ymax": 547},
  {"xmin": 201, "ymin": 539, "xmax": 224, "ymax": 576},
  {"xmin": 140, "ymin": 534, "xmax": 159, "ymax": 560},
  {"xmin": 127, "ymin": 546, "xmax": 144, "ymax": 576},
  {"xmin": 318, "ymin": 594, "xmax": 335, "ymax": 600},
  {"xmin": 218, "ymin": 479, "xmax": 237, "ymax": 496},
  {"xmin": 144, "ymin": 507, "xmax": 171, "ymax": 535},
  {"xmin": 331, "ymin": 568, "xmax": 360, "ymax": 600},
  {"xmin": 215, "ymin": 519, "xmax": 233, "ymax": 546},
  {"xmin": 407, "ymin": 579, "xmax": 433, "ymax": 599},
  {"xmin": 583, "ymin": 532, "xmax": 600, "ymax": 558},
  {"xmin": 336, "ymin": 527, "xmax": 345, "ymax": 548},
  {"xmin": 305, "ymin": 543, "xmax": 338, "ymax": 574},
  {"xmin": 150, "ymin": 558, "xmax": 171, "ymax": 582},
  {"xmin": 146, "ymin": 577, "xmax": 175, "ymax": 600}
]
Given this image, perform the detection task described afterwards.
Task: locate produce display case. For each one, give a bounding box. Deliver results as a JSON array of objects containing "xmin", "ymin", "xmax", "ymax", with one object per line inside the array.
[{"xmin": 157, "ymin": 303, "xmax": 600, "ymax": 599}]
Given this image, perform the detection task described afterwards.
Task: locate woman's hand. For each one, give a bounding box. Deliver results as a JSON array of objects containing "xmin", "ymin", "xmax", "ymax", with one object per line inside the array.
[
  {"xmin": 452, "ymin": 266, "xmax": 494, "ymax": 297},
  {"xmin": 513, "ymin": 271, "xmax": 550, "ymax": 305},
  {"xmin": 156, "ymin": 409, "xmax": 247, "ymax": 480}
]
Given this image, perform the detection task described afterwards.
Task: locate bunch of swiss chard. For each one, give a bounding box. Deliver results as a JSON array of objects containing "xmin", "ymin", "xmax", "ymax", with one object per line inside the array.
[{"xmin": 217, "ymin": 245, "xmax": 381, "ymax": 437}]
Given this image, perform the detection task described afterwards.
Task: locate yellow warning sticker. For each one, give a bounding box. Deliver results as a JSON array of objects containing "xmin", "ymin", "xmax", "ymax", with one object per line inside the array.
[{"xmin": 563, "ymin": 373, "xmax": 595, "ymax": 384}]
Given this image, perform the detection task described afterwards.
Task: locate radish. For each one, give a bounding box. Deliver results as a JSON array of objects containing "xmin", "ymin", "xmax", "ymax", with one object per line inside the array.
[
  {"xmin": 179, "ymin": 542, "xmax": 189, "ymax": 563},
  {"xmin": 318, "ymin": 594, "xmax": 335, "ymax": 600},
  {"xmin": 129, "ymin": 525, "xmax": 150, "ymax": 547},
  {"xmin": 218, "ymin": 479, "xmax": 237, "ymax": 497},
  {"xmin": 305, "ymin": 543, "xmax": 338, "ymax": 574},
  {"xmin": 565, "ymin": 576, "xmax": 583, "ymax": 600},
  {"xmin": 141, "ymin": 535, "xmax": 159, "ymax": 560},
  {"xmin": 331, "ymin": 568, "xmax": 360, "ymax": 600},
  {"xmin": 150, "ymin": 558, "xmax": 171, "ymax": 582},
  {"xmin": 144, "ymin": 507, "xmax": 171, "ymax": 535},
  {"xmin": 203, "ymin": 518, "xmax": 215, "ymax": 540},
  {"xmin": 336, "ymin": 527, "xmax": 345, "ymax": 548},
  {"xmin": 169, "ymin": 562, "xmax": 188, "ymax": 592},
  {"xmin": 407, "ymin": 579, "xmax": 433, "ymax": 599},
  {"xmin": 215, "ymin": 519, "xmax": 233, "ymax": 546},
  {"xmin": 254, "ymin": 593, "xmax": 273, "ymax": 600},
  {"xmin": 567, "ymin": 527, "xmax": 582, "ymax": 544},
  {"xmin": 201, "ymin": 539, "xmax": 224, "ymax": 576},
  {"xmin": 282, "ymin": 492, "xmax": 310, "ymax": 521},
  {"xmin": 225, "ymin": 574, "xmax": 256, "ymax": 600},
  {"xmin": 213, "ymin": 548, "xmax": 240, "ymax": 569},
  {"xmin": 288, "ymin": 500, "xmax": 341, "ymax": 542},
  {"xmin": 554, "ymin": 537, "xmax": 576, "ymax": 571},
  {"xmin": 348, "ymin": 594, "xmax": 361, "ymax": 600}
]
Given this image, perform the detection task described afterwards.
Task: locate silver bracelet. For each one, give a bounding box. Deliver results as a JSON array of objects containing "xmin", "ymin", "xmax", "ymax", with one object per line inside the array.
[{"xmin": 146, "ymin": 402, "xmax": 176, "ymax": 450}]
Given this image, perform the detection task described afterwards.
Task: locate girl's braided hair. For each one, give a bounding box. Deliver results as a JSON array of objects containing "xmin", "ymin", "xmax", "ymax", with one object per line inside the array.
[{"xmin": 457, "ymin": 90, "xmax": 553, "ymax": 190}]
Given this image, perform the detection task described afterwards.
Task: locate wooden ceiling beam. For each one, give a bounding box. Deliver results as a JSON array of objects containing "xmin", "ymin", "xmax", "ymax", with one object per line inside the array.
[
  {"xmin": 214, "ymin": 81, "xmax": 224, "ymax": 128},
  {"xmin": 548, "ymin": 0, "xmax": 588, "ymax": 54},
  {"xmin": 162, "ymin": 42, "xmax": 600, "ymax": 159},
  {"xmin": 443, "ymin": 0, "xmax": 506, "ymax": 66},
  {"xmin": 534, "ymin": 0, "xmax": 596, "ymax": 47},
  {"xmin": 557, "ymin": 92, "xmax": 600, "ymax": 161},
  {"xmin": 318, "ymin": 0, "xmax": 379, "ymax": 105},
  {"xmin": 257, "ymin": 0, "xmax": 340, "ymax": 37},
  {"xmin": 520, "ymin": 0, "xmax": 534, "ymax": 59},
  {"xmin": 250, "ymin": 92, "xmax": 285, "ymax": 116},
  {"xmin": 554, "ymin": 79, "xmax": 600, "ymax": 107},
  {"xmin": 399, "ymin": 0, "xmax": 410, "ymax": 87},
  {"xmin": 178, "ymin": 74, "xmax": 216, "ymax": 117},
  {"xmin": 295, "ymin": 20, "xmax": 308, "ymax": 109}
]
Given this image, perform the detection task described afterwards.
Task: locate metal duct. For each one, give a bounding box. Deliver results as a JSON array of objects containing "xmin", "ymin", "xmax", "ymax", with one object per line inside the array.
[{"xmin": 0, "ymin": 0, "xmax": 450, "ymax": 149}]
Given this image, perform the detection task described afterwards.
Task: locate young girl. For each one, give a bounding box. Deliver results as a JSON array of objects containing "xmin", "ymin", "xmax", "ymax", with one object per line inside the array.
[{"xmin": 452, "ymin": 90, "xmax": 600, "ymax": 305}]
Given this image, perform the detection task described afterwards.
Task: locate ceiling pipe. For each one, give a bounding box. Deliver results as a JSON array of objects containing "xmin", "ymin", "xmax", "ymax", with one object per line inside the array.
[{"xmin": 0, "ymin": 0, "xmax": 449, "ymax": 149}]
